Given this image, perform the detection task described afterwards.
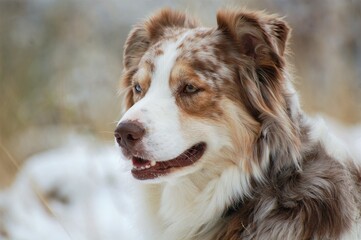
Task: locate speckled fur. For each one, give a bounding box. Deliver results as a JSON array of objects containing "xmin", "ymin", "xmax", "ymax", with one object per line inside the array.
[{"xmin": 118, "ymin": 8, "xmax": 361, "ymax": 240}]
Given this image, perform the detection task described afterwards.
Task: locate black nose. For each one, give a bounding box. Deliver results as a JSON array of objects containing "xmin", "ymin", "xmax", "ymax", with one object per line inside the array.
[{"xmin": 114, "ymin": 121, "xmax": 145, "ymax": 150}]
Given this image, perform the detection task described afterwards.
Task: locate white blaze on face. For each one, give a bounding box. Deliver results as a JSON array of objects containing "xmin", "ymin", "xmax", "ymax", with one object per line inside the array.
[{"xmin": 119, "ymin": 32, "xmax": 191, "ymax": 161}]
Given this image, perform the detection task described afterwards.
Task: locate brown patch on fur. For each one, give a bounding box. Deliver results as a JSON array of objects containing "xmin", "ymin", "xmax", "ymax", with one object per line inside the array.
[
  {"xmin": 216, "ymin": 9, "xmax": 288, "ymax": 118},
  {"xmin": 217, "ymin": 10, "xmax": 290, "ymax": 57},
  {"xmin": 131, "ymin": 66, "xmax": 152, "ymax": 103},
  {"xmin": 176, "ymin": 42, "xmax": 184, "ymax": 50},
  {"xmin": 121, "ymin": 68, "xmax": 137, "ymax": 109},
  {"xmin": 123, "ymin": 24, "xmax": 149, "ymax": 70},
  {"xmin": 190, "ymin": 57, "xmax": 221, "ymax": 77},
  {"xmin": 145, "ymin": 8, "xmax": 198, "ymax": 40},
  {"xmin": 144, "ymin": 59, "xmax": 155, "ymax": 73},
  {"xmin": 220, "ymin": 99, "xmax": 260, "ymax": 173},
  {"xmin": 170, "ymin": 61, "xmax": 223, "ymax": 119},
  {"xmin": 218, "ymin": 142, "xmax": 356, "ymax": 240},
  {"xmin": 154, "ymin": 48, "xmax": 164, "ymax": 56}
]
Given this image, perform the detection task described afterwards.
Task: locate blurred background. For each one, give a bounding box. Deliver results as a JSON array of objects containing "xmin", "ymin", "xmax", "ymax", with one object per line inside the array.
[{"xmin": 0, "ymin": 0, "xmax": 360, "ymax": 187}]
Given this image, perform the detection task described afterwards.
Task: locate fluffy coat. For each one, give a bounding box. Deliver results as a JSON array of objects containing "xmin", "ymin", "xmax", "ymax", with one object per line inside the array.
[{"xmin": 116, "ymin": 8, "xmax": 361, "ymax": 240}]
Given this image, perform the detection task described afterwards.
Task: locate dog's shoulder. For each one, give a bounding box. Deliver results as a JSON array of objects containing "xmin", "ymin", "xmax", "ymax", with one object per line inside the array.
[{"xmin": 218, "ymin": 119, "xmax": 361, "ymax": 240}]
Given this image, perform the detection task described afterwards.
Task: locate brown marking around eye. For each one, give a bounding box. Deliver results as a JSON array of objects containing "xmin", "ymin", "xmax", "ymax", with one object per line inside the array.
[
  {"xmin": 132, "ymin": 66, "xmax": 152, "ymax": 102},
  {"xmin": 121, "ymin": 68, "xmax": 137, "ymax": 110},
  {"xmin": 169, "ymin": 61, "xmax": 223, "ymax": 119}
]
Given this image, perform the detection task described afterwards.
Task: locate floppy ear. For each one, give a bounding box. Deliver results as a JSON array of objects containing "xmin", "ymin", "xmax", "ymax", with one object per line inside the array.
[
  {"xmin": 217, "ymin": 9, "xmax": 289, "ymax": 58},
  {"xmin": 216, "ymin": 10, "xmax": 290, "ymax": 110},
  {"xmin": 123, "ymin": 8, "xmax": 198, "ymax": 70},
  {"xmin": 216, "ymin": 9, "xmax": 291, "ymax": 116},
  {"xmin": 217, "ymin": 10, "xmax": 300, "ymax": 171},
  {"xmin": 123, "ymin": 25, "xmax": 150, "ymax": 71}
]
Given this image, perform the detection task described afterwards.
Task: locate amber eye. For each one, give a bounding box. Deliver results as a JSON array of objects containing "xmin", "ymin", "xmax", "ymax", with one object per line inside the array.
[
  {"xmin": 134, "ymin": 83, "xmax": 142, "ymax": 94},
  {"xmin": 183, "ymin": 84, "xmax": 198, "ymax": 94}
]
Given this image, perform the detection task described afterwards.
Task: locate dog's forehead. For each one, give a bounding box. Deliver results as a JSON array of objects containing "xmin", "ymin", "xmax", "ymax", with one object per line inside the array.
[
  {"xmin": 142, "ymin": 28, "xmax": 218, "ymax": 63},
  {"xmin": 139, "ymin": 28, "xmax": 231, "ymax": 87},
  {"xmin": 176, "ymin": 29, "xmax": 221, "ymax": 60}
]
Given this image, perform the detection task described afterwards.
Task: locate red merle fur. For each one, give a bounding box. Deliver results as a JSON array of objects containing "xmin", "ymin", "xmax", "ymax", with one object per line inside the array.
[{"xmin": 120, "ymin": 8, "xmax": 361, "ymax": 240}]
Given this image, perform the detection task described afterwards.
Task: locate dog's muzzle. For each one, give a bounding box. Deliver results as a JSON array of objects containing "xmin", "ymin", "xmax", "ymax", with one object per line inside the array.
[{"xmin": 114, "ymin": 120, "xmax": 207, "ymax": 180}]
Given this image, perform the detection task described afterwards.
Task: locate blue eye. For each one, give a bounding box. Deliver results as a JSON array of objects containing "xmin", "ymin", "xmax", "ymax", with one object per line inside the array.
[
  {"xmin": 183, "ymin": 84, "xmax": 198, "ymax": 94},
  {"xmin": 134, "ymin": 83, "xmax": 142, "ymax": 93}
]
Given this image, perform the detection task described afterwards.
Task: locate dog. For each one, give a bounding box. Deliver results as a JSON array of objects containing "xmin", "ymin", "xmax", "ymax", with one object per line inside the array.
[{"xmin": 114, "ymin": 8, "xmax": 361, "ymax": 240}]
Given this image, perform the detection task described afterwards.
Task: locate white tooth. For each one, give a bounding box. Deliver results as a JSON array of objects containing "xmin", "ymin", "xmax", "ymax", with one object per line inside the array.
[
  {"xmin": 150, "ymin": 161, "xmax": 156, "ymax": 166},
  {"xmin": 141, "ymin": 166, "xmax": 145, "ymax": 170},
  {"xmin": 145, "ymin": 165, "xmax": 150, "ymax": 169}
]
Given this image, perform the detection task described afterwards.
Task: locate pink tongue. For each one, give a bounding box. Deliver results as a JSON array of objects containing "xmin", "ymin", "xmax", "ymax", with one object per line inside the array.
[{"xmin": 132, "ymin": 157, "xmax": 151, "ymax": 168}]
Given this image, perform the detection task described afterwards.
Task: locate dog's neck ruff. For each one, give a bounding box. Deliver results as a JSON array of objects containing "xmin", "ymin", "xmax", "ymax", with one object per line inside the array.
[{"xmin": 140, "ymin": 166, "xmax": 250, "ymax": 240}]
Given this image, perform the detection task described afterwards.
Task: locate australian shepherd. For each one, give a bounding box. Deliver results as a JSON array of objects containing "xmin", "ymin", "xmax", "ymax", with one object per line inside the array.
[{"xmin": 114, "ymin": 8, "xmax": 361, "ymax": 240}]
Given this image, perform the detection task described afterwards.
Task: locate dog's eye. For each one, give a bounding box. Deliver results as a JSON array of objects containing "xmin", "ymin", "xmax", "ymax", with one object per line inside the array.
[
  {"xmin": 134, "ymin": 83, "xmax": 142, "ymax": 94},
  {"xmin": 183, "ymin": 84, "xmax": 198, "ymax": 94}
]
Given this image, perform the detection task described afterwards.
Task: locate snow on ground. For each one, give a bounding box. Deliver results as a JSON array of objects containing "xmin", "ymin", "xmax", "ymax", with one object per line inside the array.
[{"xmin": 0, "ymin": 134, "xmax": 141, "ymax": 240}]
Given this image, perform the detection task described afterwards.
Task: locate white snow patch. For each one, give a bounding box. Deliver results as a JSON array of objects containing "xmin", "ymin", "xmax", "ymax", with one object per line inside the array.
[{"xmin": 0, "ymin": 134, "xmax": 140, "ymax": 240}]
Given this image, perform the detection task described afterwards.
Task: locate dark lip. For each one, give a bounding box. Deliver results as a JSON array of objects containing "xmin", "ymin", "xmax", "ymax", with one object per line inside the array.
[{"xmin": 131, "ymin": 142, "xmax": 207, "ymax": 180}]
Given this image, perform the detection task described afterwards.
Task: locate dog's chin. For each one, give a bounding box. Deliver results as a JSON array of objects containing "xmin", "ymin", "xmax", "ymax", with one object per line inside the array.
[{"xmin": 129, "ymin": 142, "xmax": 207, "ymax": 181}]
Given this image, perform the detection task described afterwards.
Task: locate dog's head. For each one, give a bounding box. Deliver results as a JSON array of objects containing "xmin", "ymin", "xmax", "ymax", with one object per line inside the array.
[{"xmin": 115, "ymin": 8, "xmax": 301, "ymax": 182}]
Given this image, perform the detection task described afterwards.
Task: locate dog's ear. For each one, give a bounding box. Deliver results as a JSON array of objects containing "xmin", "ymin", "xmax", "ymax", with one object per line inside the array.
[
  {"xmin": 123, "ymin": 8, "xmax": 198, "ymax": 70},
  {"xmin": 216, "ymin": 10, "xmax": 290, "ymax": 102},
  {"xmin": 123, "ymin": 25, "xmax": 150, "ymax": 71},
  {"xmin": 216, "ymin": 9, "xmax": 291, "ymax": 116},
  {"xmin": 217, "ymin": 9, "xmax": 290, "ymax": 58},
  {"xmin": 218, "ymin": 10, "xmax": 301, "ymax": 170}
]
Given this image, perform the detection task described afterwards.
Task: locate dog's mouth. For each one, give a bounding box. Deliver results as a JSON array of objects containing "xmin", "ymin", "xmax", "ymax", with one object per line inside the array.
[{"xmin": 131, "ymin": 142, "xmax": 206, "ymax": 180}]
